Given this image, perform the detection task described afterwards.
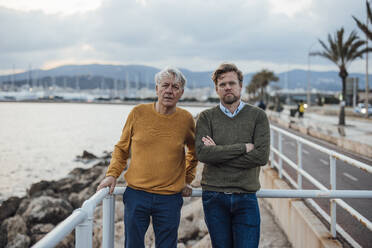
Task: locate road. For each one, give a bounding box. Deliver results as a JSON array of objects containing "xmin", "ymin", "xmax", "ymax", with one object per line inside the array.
[{"xmin": 270, "ymin": 123, "xmax": 372, "ymax": 248}]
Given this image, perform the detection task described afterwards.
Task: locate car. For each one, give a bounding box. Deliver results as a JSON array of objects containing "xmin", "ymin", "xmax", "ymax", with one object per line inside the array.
[{"xmin": 354, "ymin": 103, "xmax": 372, "ymax": 116}]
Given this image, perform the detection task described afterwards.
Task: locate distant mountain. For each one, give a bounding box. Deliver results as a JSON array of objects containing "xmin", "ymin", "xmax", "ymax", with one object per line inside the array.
[{"xmin": 0, "ymin": 64, "xmax": 370, "ymax": 91}]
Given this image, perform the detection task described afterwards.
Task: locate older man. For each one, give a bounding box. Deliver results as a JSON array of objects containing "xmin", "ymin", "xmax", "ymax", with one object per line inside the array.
[
  {"xmin": 195, "ymin": 63, "xmax": 270, "ymax": 248},
  {"xmin": 97, "ymin": 66, "xmax": 198, "ymax": 248}
]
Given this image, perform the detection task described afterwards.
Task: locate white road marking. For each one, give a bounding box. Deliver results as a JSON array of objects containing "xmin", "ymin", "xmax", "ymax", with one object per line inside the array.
[
  {"xmin": 343, "ymin": 173, "xmax": 358, "ymax": 182},
  {"xmin": 303, "ymin": 149, "xmax": 309, "ymax": 154},
  {"xmin": 320, "ymin": 159, "xmax": 328, "ymax": 165}
]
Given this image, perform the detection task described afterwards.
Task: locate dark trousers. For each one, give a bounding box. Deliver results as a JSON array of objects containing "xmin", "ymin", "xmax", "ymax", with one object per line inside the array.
[
  {"xmin": 202, "ymin": 191, "xmax": 260, "ymax": 248},
  {"xmin": 123, "ymin": 187, "xmax": 183, "ymax": 248}
]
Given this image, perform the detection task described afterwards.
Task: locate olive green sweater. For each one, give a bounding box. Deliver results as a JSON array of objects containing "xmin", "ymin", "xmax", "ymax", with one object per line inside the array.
[{"xmin": 195, "ymin": 104, "xmax": 270, "ymax": 193}]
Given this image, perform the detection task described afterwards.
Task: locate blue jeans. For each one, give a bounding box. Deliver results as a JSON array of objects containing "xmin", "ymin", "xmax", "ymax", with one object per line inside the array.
[
  {"xmin": 123, "ymin": 187, "xmax": 183, "ymax": 248},
  {"xmin": 202, "ymin": 191, "xmax": 260, "ymax": 248}
]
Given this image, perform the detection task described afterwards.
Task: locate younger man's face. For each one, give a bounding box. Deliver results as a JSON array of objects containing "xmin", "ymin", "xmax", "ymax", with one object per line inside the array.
[{"xmin": 215, "ymin": 71, "xmax": 242, "ymax": 105}]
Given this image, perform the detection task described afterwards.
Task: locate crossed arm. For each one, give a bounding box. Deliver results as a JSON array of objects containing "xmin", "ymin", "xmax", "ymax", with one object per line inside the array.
[
  {"xmin": 195, "ymin": 111, "xmax": 270, "ymax": 169},
  {"xmin": 202, "ymin": 135, "xmax": 254, "ymax": 153}
]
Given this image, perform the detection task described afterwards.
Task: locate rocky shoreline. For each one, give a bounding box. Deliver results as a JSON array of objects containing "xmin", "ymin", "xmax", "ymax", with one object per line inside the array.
[{"xmin": 0, "ymin": 151, "xmax": 211, "ymax": 248}]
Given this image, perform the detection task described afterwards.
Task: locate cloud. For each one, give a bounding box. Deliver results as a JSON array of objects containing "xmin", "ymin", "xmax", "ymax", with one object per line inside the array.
[{"xmin": 0, "ymin": 0, "xmax": 369, "ymax": 74}]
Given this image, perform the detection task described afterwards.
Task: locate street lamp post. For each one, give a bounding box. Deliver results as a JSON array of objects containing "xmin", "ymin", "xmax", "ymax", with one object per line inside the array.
[
  {"xmin": 365, "ymin": 0, "xmax": 370, "ymax": 118},
  {"xmin": 307, "ymin": 42, "xmax": 317, "ymax": 107}
]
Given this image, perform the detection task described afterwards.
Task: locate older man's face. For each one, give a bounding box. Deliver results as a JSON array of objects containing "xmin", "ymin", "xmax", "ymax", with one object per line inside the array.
[{"xmin": 156, "ymin": 76, "xmax": 184, "ymax": 109}]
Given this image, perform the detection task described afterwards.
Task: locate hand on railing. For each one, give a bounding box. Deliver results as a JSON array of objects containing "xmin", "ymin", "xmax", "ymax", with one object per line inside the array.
[
  {"xmin": 181, "ymin": 185, "xmax": 193, "ymax": 197},
  {"xmin": 97, "ymin": 176, "xmax": 117, "ymax": 194}
]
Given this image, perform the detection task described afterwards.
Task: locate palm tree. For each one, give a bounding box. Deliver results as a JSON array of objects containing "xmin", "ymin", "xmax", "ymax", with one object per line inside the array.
[
  {"xmin": 246, "ymin": 80, "xmax": 258, "ymax": 95},
  {"xmin": 310, "ymin": 27, "xmax": 368, "ymax": 125},
  {"xmin": 353, "ymin": 1, "xmax": 372, "ymax": 41},
  {"xmin": 247, "ymin": 69, "xmax": 278, "ymax": 102}
]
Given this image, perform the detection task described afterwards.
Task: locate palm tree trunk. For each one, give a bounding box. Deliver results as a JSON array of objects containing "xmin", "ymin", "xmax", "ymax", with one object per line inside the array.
[
  {"xmin": 261, "ymin": 87, "xmax": 264, "ymax": 101},
  {"xmin": 339, "ymin": 76, "xmax": 346, "ymax": 126}
]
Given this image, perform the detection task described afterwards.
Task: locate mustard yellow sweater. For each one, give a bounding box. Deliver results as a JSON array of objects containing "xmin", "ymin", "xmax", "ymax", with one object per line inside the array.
[{"xmin": 106, "ymin": 103, "xmax": 198, "ymax": 194}]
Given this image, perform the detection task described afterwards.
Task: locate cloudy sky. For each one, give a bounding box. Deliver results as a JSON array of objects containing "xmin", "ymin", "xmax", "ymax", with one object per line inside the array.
[{"xmin": 0, "ymin": 0, "xmax": 369, "ymax": 75}]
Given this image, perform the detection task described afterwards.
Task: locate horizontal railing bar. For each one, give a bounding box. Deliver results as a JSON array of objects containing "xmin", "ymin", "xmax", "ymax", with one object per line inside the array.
[
  {"xmin": 271, "ymin": 125, "xmax": 372, "ymax": 174},
  {"xmin": 32, "ymin": 209, "xmax": 87, "ymax": 248},
  {"xmin": 110, "ymin": 187, "xmax": 372, "ymax": 198}
]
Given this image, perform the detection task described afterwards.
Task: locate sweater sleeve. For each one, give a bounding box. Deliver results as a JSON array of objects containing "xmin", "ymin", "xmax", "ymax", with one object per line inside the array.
[
  {"xmin": 106, "ymin": 109, "xmax": 134, "ymax": 178},
  {"xmin": 195, "ymin": 111, "xmax": 246, "ymax": 164},
  {"xmin": 185, "ymin": 117, "xmax": 198, "ymax": 184},
  {"xmin": 225, "ymin": 110, "xmax": 270, "ymax": 169}
]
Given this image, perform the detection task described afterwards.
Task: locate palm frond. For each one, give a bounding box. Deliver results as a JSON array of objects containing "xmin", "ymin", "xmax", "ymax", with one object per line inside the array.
[
  {"xmin": 352, "ymin": 2, "xmax": 372, "ymax": 41},
  {"xmin": 312, "ymin": 27, "xmax": 367, "ymax": 75},
  {"xmin": 353, "ymin": 16, "xmax": 372, "ymax": 40}
]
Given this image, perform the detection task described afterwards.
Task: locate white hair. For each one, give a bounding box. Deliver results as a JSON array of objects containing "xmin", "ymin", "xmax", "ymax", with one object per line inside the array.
[{"xmin": 155, "ymin": 66, "xmax": 187, "ymax": 88}]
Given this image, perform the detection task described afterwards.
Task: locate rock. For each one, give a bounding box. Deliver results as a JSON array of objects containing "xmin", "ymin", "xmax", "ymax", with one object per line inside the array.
[
  {"xmin": 76, "ymin": 150, "xmax": 98, "ymax": 160},
  {"xmin": 2, "ymin": 215, "xmax": 28, "ymax": 243},
  {"xmin": 5, "ymin": 233, "xmax": 30, "ymax": 248},
  {"xmin": 28, "ymin": 180, "xmax": 53, "ymax": 197},
  {"xmin": 113, "ymin": 221, "xmax": 125, "ymax": 248},
  {"xmin": 101, "ymin": 151, "xmax": 112, "ymax": 160},
  {"xmin": 82, "ymin": 150, "xmax": 98, "ymax": 159},
  {"xmin": 191, "ymin": 234, "xmax": 211, "ymax": 248},
  {"xmin": 55, "ymin": 232, "xmax": 74, "ymax": 248},
  {"xmin": 177, "ymin": 243, "xmax": 186, "ymax": 248},
  {"xmin": 0, "ymin": 221, "xmax": 8, "ymax": 247},
  {"xmin": 30, "ymin": 223, "xmax": 55, "ymax": 244},
  {"xmin": 144, "ymin": 222, "xmax": 155, "ymax": 247},
  {"xmin": 0, "ymin": 196, "xmax": 22, "ymax": 222},
  {"xmin": 31, "ymin": 223, "xmax": 55, "ymax": 234},
  {"xmin": 74, "ymin": 187, "xmax": 97, "ymax": 208},
  {"xmin": 178, "ymin": 199, "xmax": 208, "ymax": 242},
  {"xmin": 16, "ymin": 198, "xmax": 31, "ymax": 216},
  {"xmin": 54, "ymin": 176, "xmax": 85, "ymax": 195},
  {"xmin": 190, "ymin": 164, "xmax": 204, "ymax": 188},
  {"xmin": 68, "ymin": 192, "xmax": 82, "ymax": 209},
  {"xmin": 22, "ymin": 196, "xmax": 73, "ymax": 225},
  {"xmin": 54, "ymin": 166, "xmax": 105, "ymax": 196},
  {"xmin": 94, "ymin": 160, "xmax": 110, "ymax": 167}
]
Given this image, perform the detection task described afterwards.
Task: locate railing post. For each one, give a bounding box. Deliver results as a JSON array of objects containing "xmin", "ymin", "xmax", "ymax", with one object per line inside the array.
[
  {"xmin": 278, "ymin": 132, "xmax": 283, "ymax": 178},
  {"xmin": 102, "ymin": 194, "xmax": 116, "ymax": 248},
  {"xmin": 330, "ymin": 155, "xmax": 337, "ymax": 238},
  {"xmin": 75, "ymin": 212, "xmax": 93, "ymax": 248},
  {"xmin": 270, "ymin": 129, "xmax": 274, "ymax": 168},
  {"xmin": 297, "ymin": 141, "xmax": 302, "ymax": 189}
]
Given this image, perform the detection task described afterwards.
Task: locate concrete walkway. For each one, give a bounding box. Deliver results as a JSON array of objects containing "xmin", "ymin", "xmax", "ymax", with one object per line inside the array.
[{"xmin": 259, "ymin": 199, "xmax": 292, "ymax": 247}]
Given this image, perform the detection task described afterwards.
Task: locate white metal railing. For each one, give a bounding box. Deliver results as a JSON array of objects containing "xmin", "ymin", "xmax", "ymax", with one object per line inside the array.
[
  {"xmin": 270, "ymin": 124, "xmax": 372, "ymax": 248},
  {"xmin": 32, "ymin": 186, "xmax": 372, "ymax": 248}
]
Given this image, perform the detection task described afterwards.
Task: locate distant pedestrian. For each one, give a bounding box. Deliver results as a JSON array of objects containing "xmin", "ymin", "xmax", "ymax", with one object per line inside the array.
[
  {"xmin": 97, "ymin": 66, "xmax": 198, "ymax": 248},
  {"xmin": 196, "ymin": 63, "xmax": 270, "ymax": 248},
  {"xmin": 298, "ymin": 100, "xmax": 305, "ymax": 118},
  {"xmin": 258, "ymin": 100, "xmax": 266, "ymax": 110}
]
